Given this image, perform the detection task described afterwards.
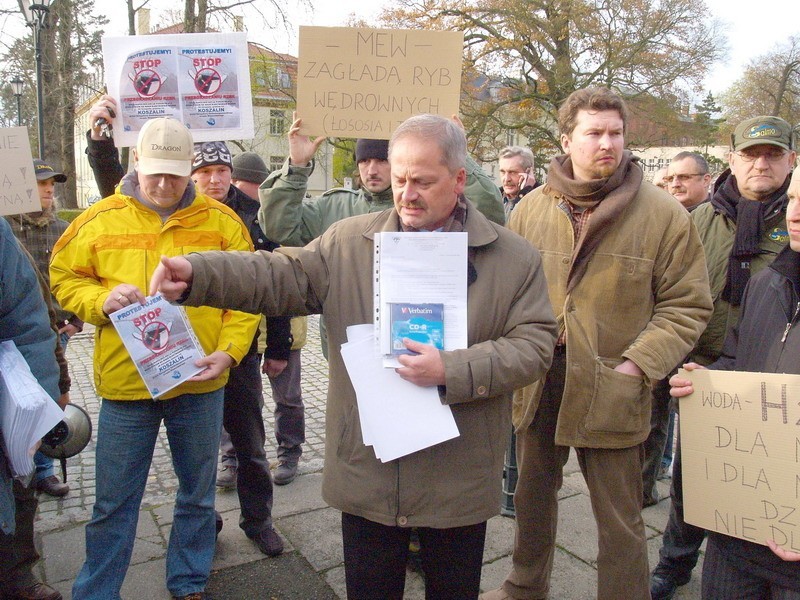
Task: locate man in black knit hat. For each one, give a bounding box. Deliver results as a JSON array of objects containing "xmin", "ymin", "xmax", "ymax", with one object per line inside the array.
[
  {"xmin": 650, "ymin": 115, "xmax": 796, "ymax": 600},
  {"xmin": 189, "ymin": 141, "xmax": 291, "ymax": 555}
]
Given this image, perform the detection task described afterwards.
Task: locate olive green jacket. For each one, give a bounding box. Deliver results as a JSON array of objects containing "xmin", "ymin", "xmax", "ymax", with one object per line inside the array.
[
  {"xmin": 689, "ymin": 199, "xmax": 788, "ymax": 366},
  {"xmin": 510, "ymin": 181, "xmax": 713, "ymax": 448}
]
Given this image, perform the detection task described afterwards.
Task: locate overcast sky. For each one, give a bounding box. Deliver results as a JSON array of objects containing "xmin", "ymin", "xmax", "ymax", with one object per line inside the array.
[{"xmin": 89, "ymin": 0, "xmax": 800, "ymax": 103}]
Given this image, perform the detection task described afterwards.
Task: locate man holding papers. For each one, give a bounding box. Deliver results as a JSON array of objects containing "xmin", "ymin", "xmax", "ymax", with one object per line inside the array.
[
  {"xmin": 50, "ymin": 118, "xmax": 258, "ymax": 600},
  {"xmin": 151, "ymin": 114, "xmax": 558, "ymax": 598},
  {"xmin": 0, "ymin": 218, "xmax": 65, "ymax": 600}
]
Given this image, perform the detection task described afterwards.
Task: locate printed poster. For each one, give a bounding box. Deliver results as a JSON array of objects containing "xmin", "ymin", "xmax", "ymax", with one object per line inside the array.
[
  {"xmin": 110, "ymin": 294, "xmax": 205, "ymax": 398},
  {"xmin": 102, "ymin": 32, "xmax": 254, "ymax": 147}
]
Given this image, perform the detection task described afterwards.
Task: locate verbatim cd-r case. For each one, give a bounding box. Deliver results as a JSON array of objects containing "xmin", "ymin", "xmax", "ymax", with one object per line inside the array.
[{"xmin": 389, "ymin": 302, "xmax": 444, "ymax": 355}]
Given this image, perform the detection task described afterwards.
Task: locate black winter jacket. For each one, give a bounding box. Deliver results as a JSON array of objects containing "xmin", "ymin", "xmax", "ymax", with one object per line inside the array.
[{"xmin": 709, "ymin": 244, "xmax": 800, "ymax": 591}]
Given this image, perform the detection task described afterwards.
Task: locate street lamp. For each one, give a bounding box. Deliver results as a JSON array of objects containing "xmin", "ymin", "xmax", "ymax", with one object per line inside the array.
[
  {"xmin": 19, "ymin": 0, "xmax": 52, "ymax": 159},
  {"xmin": 9, "ymin": 76, "xmax": 24, "ymax": 126}
]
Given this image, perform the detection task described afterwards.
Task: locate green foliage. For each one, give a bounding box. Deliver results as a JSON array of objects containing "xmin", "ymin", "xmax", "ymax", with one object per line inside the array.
[
  {"xmin": 57, "ymin": 209, "xmax": 84, "ymax": 223},
  {"xmin": 694, "ymin": 92, "xmax": 725, "ymax": 151},
  {"xmin": 331, "ymin": 140, "xmax": 357, "ymax": 188},
  {"xmin": 698, "ymin": 151, "xmax": 725, "ymax": 175}
]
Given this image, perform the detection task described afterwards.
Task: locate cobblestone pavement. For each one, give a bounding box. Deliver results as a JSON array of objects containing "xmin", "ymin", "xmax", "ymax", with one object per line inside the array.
[
  {"xmin": 35, "ymin": 315, "xmax": 330, "ymax": 532},
  {"xmin": 32, "ymin": 315, "xmax": 703, "ymax": 599}
]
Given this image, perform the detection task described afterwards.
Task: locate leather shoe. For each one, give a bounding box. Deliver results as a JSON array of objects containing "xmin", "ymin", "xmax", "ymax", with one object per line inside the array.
[
  {"xmin": 215, "ymin": 464, "xmax": 237, "ymax": 489},
  {"xmin": 249, "ymin": 527, "xmax": 284, "ymax": 556},
  {"xmin": 273, "ymin": 460, "xmax": 298, "ymax": 485},
  {"xmin": 650, "ymin": 570, "xmax": 690, "ymax": 600},
  {"xmin": 172, "ymin": 593, "xmax": 209, "ymax": 600},
  {"xmin": 6, "ymin": 582, "xmax": 62, "ymax": 600},
  {"xmin": 35, "ymin": 476, "xmax": 69, "ymax": 497}
]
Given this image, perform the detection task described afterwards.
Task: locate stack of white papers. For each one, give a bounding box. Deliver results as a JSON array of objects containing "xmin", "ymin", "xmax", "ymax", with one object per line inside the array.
[
  {"xmin": 0, "ymin": 340, "xmax": 65, "ymax": 478},
  {"xmin": 341, "ymin": 324, "xmax": 459, "ymax": 462}
]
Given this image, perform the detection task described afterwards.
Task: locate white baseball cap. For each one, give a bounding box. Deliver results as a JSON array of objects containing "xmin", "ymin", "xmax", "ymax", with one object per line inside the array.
[{"xmin": 136, "ymin": 118, "xmax": 194, "ymax": 176}]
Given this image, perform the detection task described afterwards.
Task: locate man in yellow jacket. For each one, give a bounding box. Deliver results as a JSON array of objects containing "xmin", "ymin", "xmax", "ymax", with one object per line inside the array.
[{"xmin": 50, "ymin": 118, "xmax": 258, "ymax": 600}]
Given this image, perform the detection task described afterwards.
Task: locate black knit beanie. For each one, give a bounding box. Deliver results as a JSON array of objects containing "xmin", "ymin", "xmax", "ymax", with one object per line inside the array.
[{"xmin": 355, "ymin": 139, "xmax": 389, "ymax": 163}]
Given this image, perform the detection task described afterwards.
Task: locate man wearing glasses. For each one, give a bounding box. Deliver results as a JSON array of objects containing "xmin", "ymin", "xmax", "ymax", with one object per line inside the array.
[
  {"xmin": 665, "ymin": 152, "xmax": 713, "ymax": 211},
  {"xmin": 651, "ymin": 116, "xmax": 797, "ymax": 600},
  {"xmin": 643, "ymin": 152, "xmax": 713, "ymax": 508}
]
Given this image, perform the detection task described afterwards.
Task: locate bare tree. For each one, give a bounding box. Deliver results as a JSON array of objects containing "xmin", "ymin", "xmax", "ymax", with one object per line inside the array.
[
  {"xmin": 720, "ymin": 36, "xmax": 800, "ymax": 134},
  {"xmin": 378, "ymin": 0, "xmax": 726, "ymax": 157}
]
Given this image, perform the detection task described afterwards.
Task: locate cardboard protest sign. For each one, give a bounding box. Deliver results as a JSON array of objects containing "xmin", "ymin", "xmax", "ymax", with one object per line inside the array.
[
  {"xmin": 680, "ymin": 369, "xmax": 800, "ymax": 553},
  {"xmin": 0, "ymin": 127, "xmax": 40, "ymax": 217},
  {"xmin": 297, "ymin": 26, "xmax": 464, "ymax": 139}
]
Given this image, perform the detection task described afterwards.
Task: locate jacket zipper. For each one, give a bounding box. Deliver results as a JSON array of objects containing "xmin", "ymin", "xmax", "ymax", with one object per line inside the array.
[{"xmin": 781, "ymin": 301, "xmax": 800, "ymax": 343}]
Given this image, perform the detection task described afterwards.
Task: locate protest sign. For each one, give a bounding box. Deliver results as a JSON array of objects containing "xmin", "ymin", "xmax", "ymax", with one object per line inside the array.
[
  {"xmin": 102, "ymin": 32, "xmax": 254, "ymax": 147},
  {"xmin": 297, "ymin": 26, "xmax": 464, "ymax": 139},
  {"xmin": 0, "ymin": 127, "xmax": 39, "ymax": 216},
  {"xmin": 680, "ymin": 368, "xmax": 800, "ymax": 553}
]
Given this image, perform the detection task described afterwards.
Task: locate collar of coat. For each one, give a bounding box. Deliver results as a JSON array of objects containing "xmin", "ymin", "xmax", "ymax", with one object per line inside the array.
[
  {"xmin": 363, "ymin": 186, "xmax": 394, "ymax": 205},
  {"xmin": 769, "ymin": 244, "xmax": 800, "ymax": 293},
  {"xmin": 358, "ymin": 197, "xmax": 499, "ymax": 249}
]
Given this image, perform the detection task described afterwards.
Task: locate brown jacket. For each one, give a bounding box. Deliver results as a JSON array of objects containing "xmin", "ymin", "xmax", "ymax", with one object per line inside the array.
[
  {"xmin": 509, "ymin": 180, "xmax": 713, "ymax": 448},
  {"xmin": 183, "ymin": 203, "xmax": 557, "ymax": 528}
]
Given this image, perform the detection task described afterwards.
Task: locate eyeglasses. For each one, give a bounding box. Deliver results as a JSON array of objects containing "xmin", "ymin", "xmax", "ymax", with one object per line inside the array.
[
  {"xmin": 735, "ymin": 149, "xmax": 788, "ymax": 163},
  {"xmin": 663, "ymin": 173, "xmax": 706, "ymax": 184}
]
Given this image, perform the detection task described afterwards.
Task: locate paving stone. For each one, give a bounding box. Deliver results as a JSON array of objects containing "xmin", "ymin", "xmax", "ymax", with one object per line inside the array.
[{"xmin": 36, "ymin": 317, "xmax": 704, "ymax": 599}]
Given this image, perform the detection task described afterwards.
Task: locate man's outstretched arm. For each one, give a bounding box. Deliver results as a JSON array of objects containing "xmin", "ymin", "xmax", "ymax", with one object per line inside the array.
[{"xmin": 150, "ymin": 255, "xmax": 193, "ymax": 301}]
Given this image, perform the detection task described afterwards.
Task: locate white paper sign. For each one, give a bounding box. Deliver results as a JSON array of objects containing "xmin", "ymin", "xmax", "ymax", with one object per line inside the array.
[{"xmin": 102, "ymin": 32, "xmax": 254, "ymax": 147}]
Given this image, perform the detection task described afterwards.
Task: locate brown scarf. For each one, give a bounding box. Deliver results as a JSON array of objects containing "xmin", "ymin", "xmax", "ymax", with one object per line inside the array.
[{"xmin": 544, "ymin": 151, "xmax": 643, "ymax": 291}]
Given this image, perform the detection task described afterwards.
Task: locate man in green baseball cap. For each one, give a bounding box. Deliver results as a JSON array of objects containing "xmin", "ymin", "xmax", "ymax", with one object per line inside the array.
[
  {"xmin": 732, "ymin": 116, "xmax": 793, "ymax": 152},
  {"xmin": 650, "ymin": 114, "xmax": 796, "ymax": 600}
]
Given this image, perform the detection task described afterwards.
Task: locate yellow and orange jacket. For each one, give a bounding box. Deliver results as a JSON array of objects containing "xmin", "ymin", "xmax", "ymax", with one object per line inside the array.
[{"xmin": 50, "ymin": 186, "xmax": 259, "ymax": 400}]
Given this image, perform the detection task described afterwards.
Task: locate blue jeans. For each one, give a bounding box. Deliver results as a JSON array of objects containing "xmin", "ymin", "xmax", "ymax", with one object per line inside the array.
[{"xmin": 72, "ymin": 390, "xmax": 224, "ymax": 599}]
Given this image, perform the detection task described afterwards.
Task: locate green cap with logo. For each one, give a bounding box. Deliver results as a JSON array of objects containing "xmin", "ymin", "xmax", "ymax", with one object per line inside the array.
[{"xmin": 731, "ymin": 116, "xmax": 794, "ymax": 152}]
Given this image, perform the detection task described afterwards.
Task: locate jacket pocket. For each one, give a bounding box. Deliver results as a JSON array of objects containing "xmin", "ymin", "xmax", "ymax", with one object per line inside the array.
[{"xmin": 585, "ymin": 357, "xmax": 648, "ymax": 434}]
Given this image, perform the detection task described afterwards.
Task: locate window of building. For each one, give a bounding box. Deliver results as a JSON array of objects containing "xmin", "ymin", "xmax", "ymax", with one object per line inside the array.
[
  {"xmin": 270, "ymin": 110, "xmax": 286, "ymax": 136},
  {"xmin": 270, "ymin": 156, "xmax": 284, "ymax": 172}
]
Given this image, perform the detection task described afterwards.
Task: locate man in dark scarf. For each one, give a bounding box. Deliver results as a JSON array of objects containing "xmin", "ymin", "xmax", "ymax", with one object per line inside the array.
[
  {"xmin": 484, "ymin": 87, "xmax": 712, "ymax": 600},
  {"xmin": 650, "ymin": 115, "xmax": 795, "ymax": 600}
]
